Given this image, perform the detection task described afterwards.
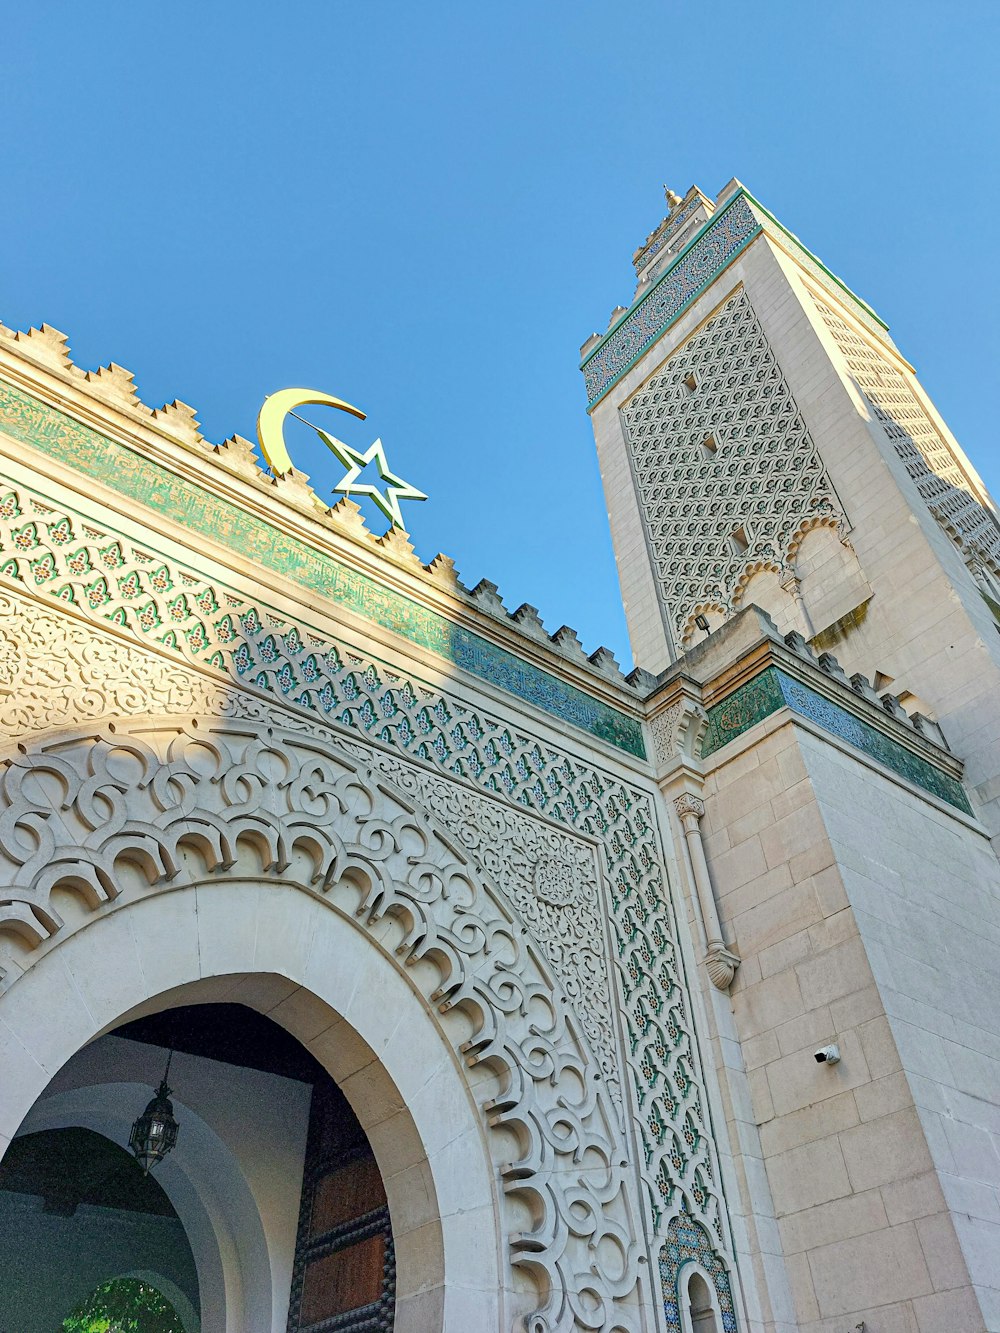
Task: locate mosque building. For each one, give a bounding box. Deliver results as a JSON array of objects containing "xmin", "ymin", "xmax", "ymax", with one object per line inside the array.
[{"xmin": 0, "ymin": 179, "xmax": 998, "ymax": 1332}]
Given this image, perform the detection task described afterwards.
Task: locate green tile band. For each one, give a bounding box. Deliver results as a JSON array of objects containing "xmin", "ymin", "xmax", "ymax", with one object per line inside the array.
[
  {"xmin": 701, "ymin": 666, "xmax": 971, "ymax": 815},
  {"xmin": 580, "ymin": 188, "xmax": 888, "ymax": 410},
  {"xmin": 0, "ymin": 378, "xmax": 646, "ymax": 759}
]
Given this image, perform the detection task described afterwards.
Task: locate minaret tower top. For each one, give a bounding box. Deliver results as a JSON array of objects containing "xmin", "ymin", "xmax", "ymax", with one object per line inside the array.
[
  {"xmin": 582, "ymin": 177, "xmax": 1000, "ymax": 832},
  {"xmin": 630, "ymin": 184, "xmax": 717, "ymax": 293}
]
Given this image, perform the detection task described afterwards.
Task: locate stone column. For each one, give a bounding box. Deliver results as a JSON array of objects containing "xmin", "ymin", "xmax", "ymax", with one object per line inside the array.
[
  {"xmin": 780, "ymin": 571, "xmax": 816, "ymax": 639},
  {"xmin": 672, "ymin": 791, "xmax": 740, "ymax": 990}
]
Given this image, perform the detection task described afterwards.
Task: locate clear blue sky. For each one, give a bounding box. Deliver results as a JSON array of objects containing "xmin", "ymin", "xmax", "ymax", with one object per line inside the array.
[{"xmin": 3, "ymin": 3, "xmax": 998, "ymax": 667}]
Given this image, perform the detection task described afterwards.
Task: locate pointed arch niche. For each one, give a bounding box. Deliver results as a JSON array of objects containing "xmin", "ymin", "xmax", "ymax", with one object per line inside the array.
[
  {"xmin": 659, "ymin": 1212, "xmax": 737, "ymax": 1333},
  {"xmin": 0, "ymin": 712, "xmax": 641, "ymax": 1331}
]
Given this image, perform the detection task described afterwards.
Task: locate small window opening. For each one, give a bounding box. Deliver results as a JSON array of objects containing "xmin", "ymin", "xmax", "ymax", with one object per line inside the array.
[
  {"xmin": 683, "ymin": 372, "xmax": 698, "ymax": 394},
  {"xmin": 701, "ymin": 434, "xmax": 718, "ymax": 459},
  {"xmin": 729, "ymin": 526, "xmax": 749, "ymax": 556},
  {"xmin": 687, "ymin": 1272, "xmax": 718, "ymax": 1333}
]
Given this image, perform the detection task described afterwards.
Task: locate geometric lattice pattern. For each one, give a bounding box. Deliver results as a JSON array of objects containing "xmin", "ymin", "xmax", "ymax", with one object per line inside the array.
[
  {"xmin": 659, "ymin": 1211, "xmax": 738, "ymax": 1332},
  {"xmin": 0, "ymin": 474, "xmax": 730, "ymax": 1257},
  {"xmin": 815, "ymin": 296, "xmax": 1000, "ymax": 578},
  {"xmin": 0, "ymin": 379, "xmax": 644, "ymax": 758},
  {"xmin": 621, "ymin": 289, "xmax": 844, "ymax": 646},
  {"xmin": 582, "ymin": 196, "xmax": 760, "ymax": 408}
]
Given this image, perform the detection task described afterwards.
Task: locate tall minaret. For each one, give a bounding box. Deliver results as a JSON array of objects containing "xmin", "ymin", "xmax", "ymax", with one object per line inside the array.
[{"xmin": 582, "ymin": 180, "xmax": 1000, "ymax": 834}]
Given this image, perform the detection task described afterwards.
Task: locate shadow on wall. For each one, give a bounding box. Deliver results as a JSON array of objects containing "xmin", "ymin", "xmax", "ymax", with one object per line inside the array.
[{"xmin": 682, "ymin": 521, "xmax": 871, "ymax": 651}]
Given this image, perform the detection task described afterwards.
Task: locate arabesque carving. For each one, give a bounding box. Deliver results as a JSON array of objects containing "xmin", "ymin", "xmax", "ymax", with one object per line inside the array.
[
  {"xmin": 364, "ymin": 749, "xmax": 622, "ymax": 1115},
  {"xmin": 650, "ymin": 700, "xmax": 709, "ymax": 770},
  {"xmin": 621, "ymin": 289, "xmax": 845, "ymax": 644},
  {"xmin": 0, "ymin": 589, "xmax": 239, "ymax": 732},
  {"xmin": 0, "ymin": 482, "xmax": 734, "ymax": 1262},
  {"xmin": 0, "ymin": 713, "xmax": 643, "ymax": 1331}
]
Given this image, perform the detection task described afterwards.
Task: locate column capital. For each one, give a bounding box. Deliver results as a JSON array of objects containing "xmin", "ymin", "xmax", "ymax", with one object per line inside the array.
[{"xmin": 673, "ymin": 791, "xmax": 706, "ymax": 822}]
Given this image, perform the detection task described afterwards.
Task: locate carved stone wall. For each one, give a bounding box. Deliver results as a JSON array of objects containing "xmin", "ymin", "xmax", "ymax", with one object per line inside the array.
[
  {"xmin": 0, "ymin": 475, "xmax": 737, "ymax": 1280},
  {"xmin": 363, "ymin": 750, "xmax": 621, "ymax": 1113},
  {"xmin": 620, "ymin": 289, "xmax": 845, "ymax": 647},
  {"xmin": 0, "ymin": 567, "xmax": 740, "ymax": 1332},
  {"xmin": 812, "ymin": 295, "xmax": 1000, "ymax": 578},
  {"xmin": 0, "ymin": 709, "xmax": 639, "ymax": 1330}
]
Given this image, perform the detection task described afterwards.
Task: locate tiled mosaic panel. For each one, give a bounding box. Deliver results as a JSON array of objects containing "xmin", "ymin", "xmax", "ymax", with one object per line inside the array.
[
  {"xmin": 699, "ymin": 669, "xmax": 787, "ymax": 758},
  {"xmin": 0, "ymin": 379, "xmax": 644, "ymax": 758},
  {"xmin": 584, "ymin": 188, "xmax": 891, "ymax": 410},
  {"xmin": 659, "ymin": 1212, "xmax": 738, "ymax": 1333},
  {"xmin": 0, "ymin": 478, "xmax": 733, "ymax": 1264},
  {"xmin": 582, "ymin": 195, "xmax": 760, "ymax": 407},
  {"xmin": 814, "ymin": 297, "xmax": 1000, "ymax": 579},
  {"xmin": 620, "ymin": 289, "xmax": 843, "ymax": 646},
  {"xmin": 633, "ymin": 196, "xmax": 706, "ymax": 276},
  {"xmin": 700, "ymin": 664, "xmax": 971, "ymax": 814}
]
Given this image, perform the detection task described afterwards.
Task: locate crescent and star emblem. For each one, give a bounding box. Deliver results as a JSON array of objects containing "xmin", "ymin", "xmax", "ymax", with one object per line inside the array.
[{"xmin": 255, "ymin": 388, "xmax": 427, "ymax": 530}]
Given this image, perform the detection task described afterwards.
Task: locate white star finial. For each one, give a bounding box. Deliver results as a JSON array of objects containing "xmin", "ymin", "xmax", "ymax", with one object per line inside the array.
[{"xmin": 317, "ymin": 429, "xmax": 427, "ymax": 529}]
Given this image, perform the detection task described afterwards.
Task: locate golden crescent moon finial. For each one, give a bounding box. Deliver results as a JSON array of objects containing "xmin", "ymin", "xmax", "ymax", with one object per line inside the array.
[{"xmin": 256, "ymin": 388, "xmax": 367, "ymax": 476}]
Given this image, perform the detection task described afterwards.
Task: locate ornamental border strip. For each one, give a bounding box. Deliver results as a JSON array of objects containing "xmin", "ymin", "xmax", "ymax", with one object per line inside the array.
[
  {"xmin": 0, "ymin": 379, "xmax": 645, "ymax": 759},
  {"xmin": 633, "ymin": 196, "xmax": 704, "ymax": 274},
  {"xmin": 581, "ymin": 189, "xmax": 888, "ymax": 410},
  {"xmin": 581, "ymin": 195, "xmax": 762, "ymax": 410},
  {"xmin": 700, "ymin": 666, "xmax": 972, "ymax": 815}
]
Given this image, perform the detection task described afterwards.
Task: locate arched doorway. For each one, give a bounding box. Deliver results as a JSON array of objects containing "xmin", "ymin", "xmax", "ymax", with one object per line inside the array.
[
  {"xmin": 0, "ymin": 893, "xmax": 503, "ymax": 1331},
  {"xmin": 0, "ymin": 1127, "xmax": 199, "ymax": 1332},
  {"xmin": 3, "ymin": 1002, "xmax": 396, "ymax": 1333},
  {"xmin": 0, "ymin": 713, "xmax": 640, "ymax": 1330},
  {"xmin": 109, "ymin": 1003, "xmax": 397, "ymax": 1332}
]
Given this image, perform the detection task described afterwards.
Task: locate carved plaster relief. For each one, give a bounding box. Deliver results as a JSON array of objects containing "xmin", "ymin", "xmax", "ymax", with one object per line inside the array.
[
  {"xmin": 620, "ymin": 289, "xmax": 845, "ymax": 646},
  {"xmin": 0, "ymin": 480, "xmax": 738, "ymax": 1296},
  {"xmin": 0, "ymin": 712, "xmax": 642, "ymax": 1331},
  {"xmin": 0, "ymin": 588, "xmax": 239, "ymax": 733},
  {"xmin": 362, "ymin": 750, "xmax": 624, "ymax": 1117},
  {"xmin": 649, "ymin": 700, "xmax": 708, "ymax": 771}
]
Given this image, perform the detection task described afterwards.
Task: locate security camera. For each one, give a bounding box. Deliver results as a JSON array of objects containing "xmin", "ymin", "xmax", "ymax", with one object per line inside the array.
[{"xmin": 814, "ymin": 1044, "xmax": 841, "ymax": 1065}]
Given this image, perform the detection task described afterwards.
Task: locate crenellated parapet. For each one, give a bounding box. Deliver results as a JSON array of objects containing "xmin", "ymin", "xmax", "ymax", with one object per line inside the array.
[
  {"xmin": 0, "ymin": 317, "xmax": 644, "ymax": 735},
  {"xmin": 780, "ymin": 629, "xmax": 951, "ymax": 752},
  {"xmin": 649, "ymin": 606, "xmax": 968, "ymax": 815}
]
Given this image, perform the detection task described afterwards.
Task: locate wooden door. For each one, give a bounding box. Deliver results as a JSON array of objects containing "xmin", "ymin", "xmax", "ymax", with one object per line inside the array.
[{"xmin": 286, "ymin": 1080, "xmax": 395, "ymax": 1332}]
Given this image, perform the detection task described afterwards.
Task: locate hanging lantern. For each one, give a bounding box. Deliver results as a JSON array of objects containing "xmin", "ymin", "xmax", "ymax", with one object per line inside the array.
[{"xmin": 129, "ymin": 1052, "xmax": 179, "ymax": 1174}]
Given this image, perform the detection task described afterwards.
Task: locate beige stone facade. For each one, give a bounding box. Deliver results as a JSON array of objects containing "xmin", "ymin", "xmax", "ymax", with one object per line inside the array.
[
  {"xmin": 584, "ymin": 183, "xmax": 1000, "ymax": 1331},
  {"xmin": 0, "ymin": 179, "xmax": 998, "ymax": 1331},
  {"xmin": 587, "ymin": 182, "xmax": 1000, "ymax": 841},
  {"xmin": 648, "ymin": 614, "xmax": 999, "ymax": 1330}
]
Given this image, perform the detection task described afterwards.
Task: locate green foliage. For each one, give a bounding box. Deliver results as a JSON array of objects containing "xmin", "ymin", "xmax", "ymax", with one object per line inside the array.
[{"xmin": 60, "ymin": 1276, "xmax": 186, "ymax": 1333}]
